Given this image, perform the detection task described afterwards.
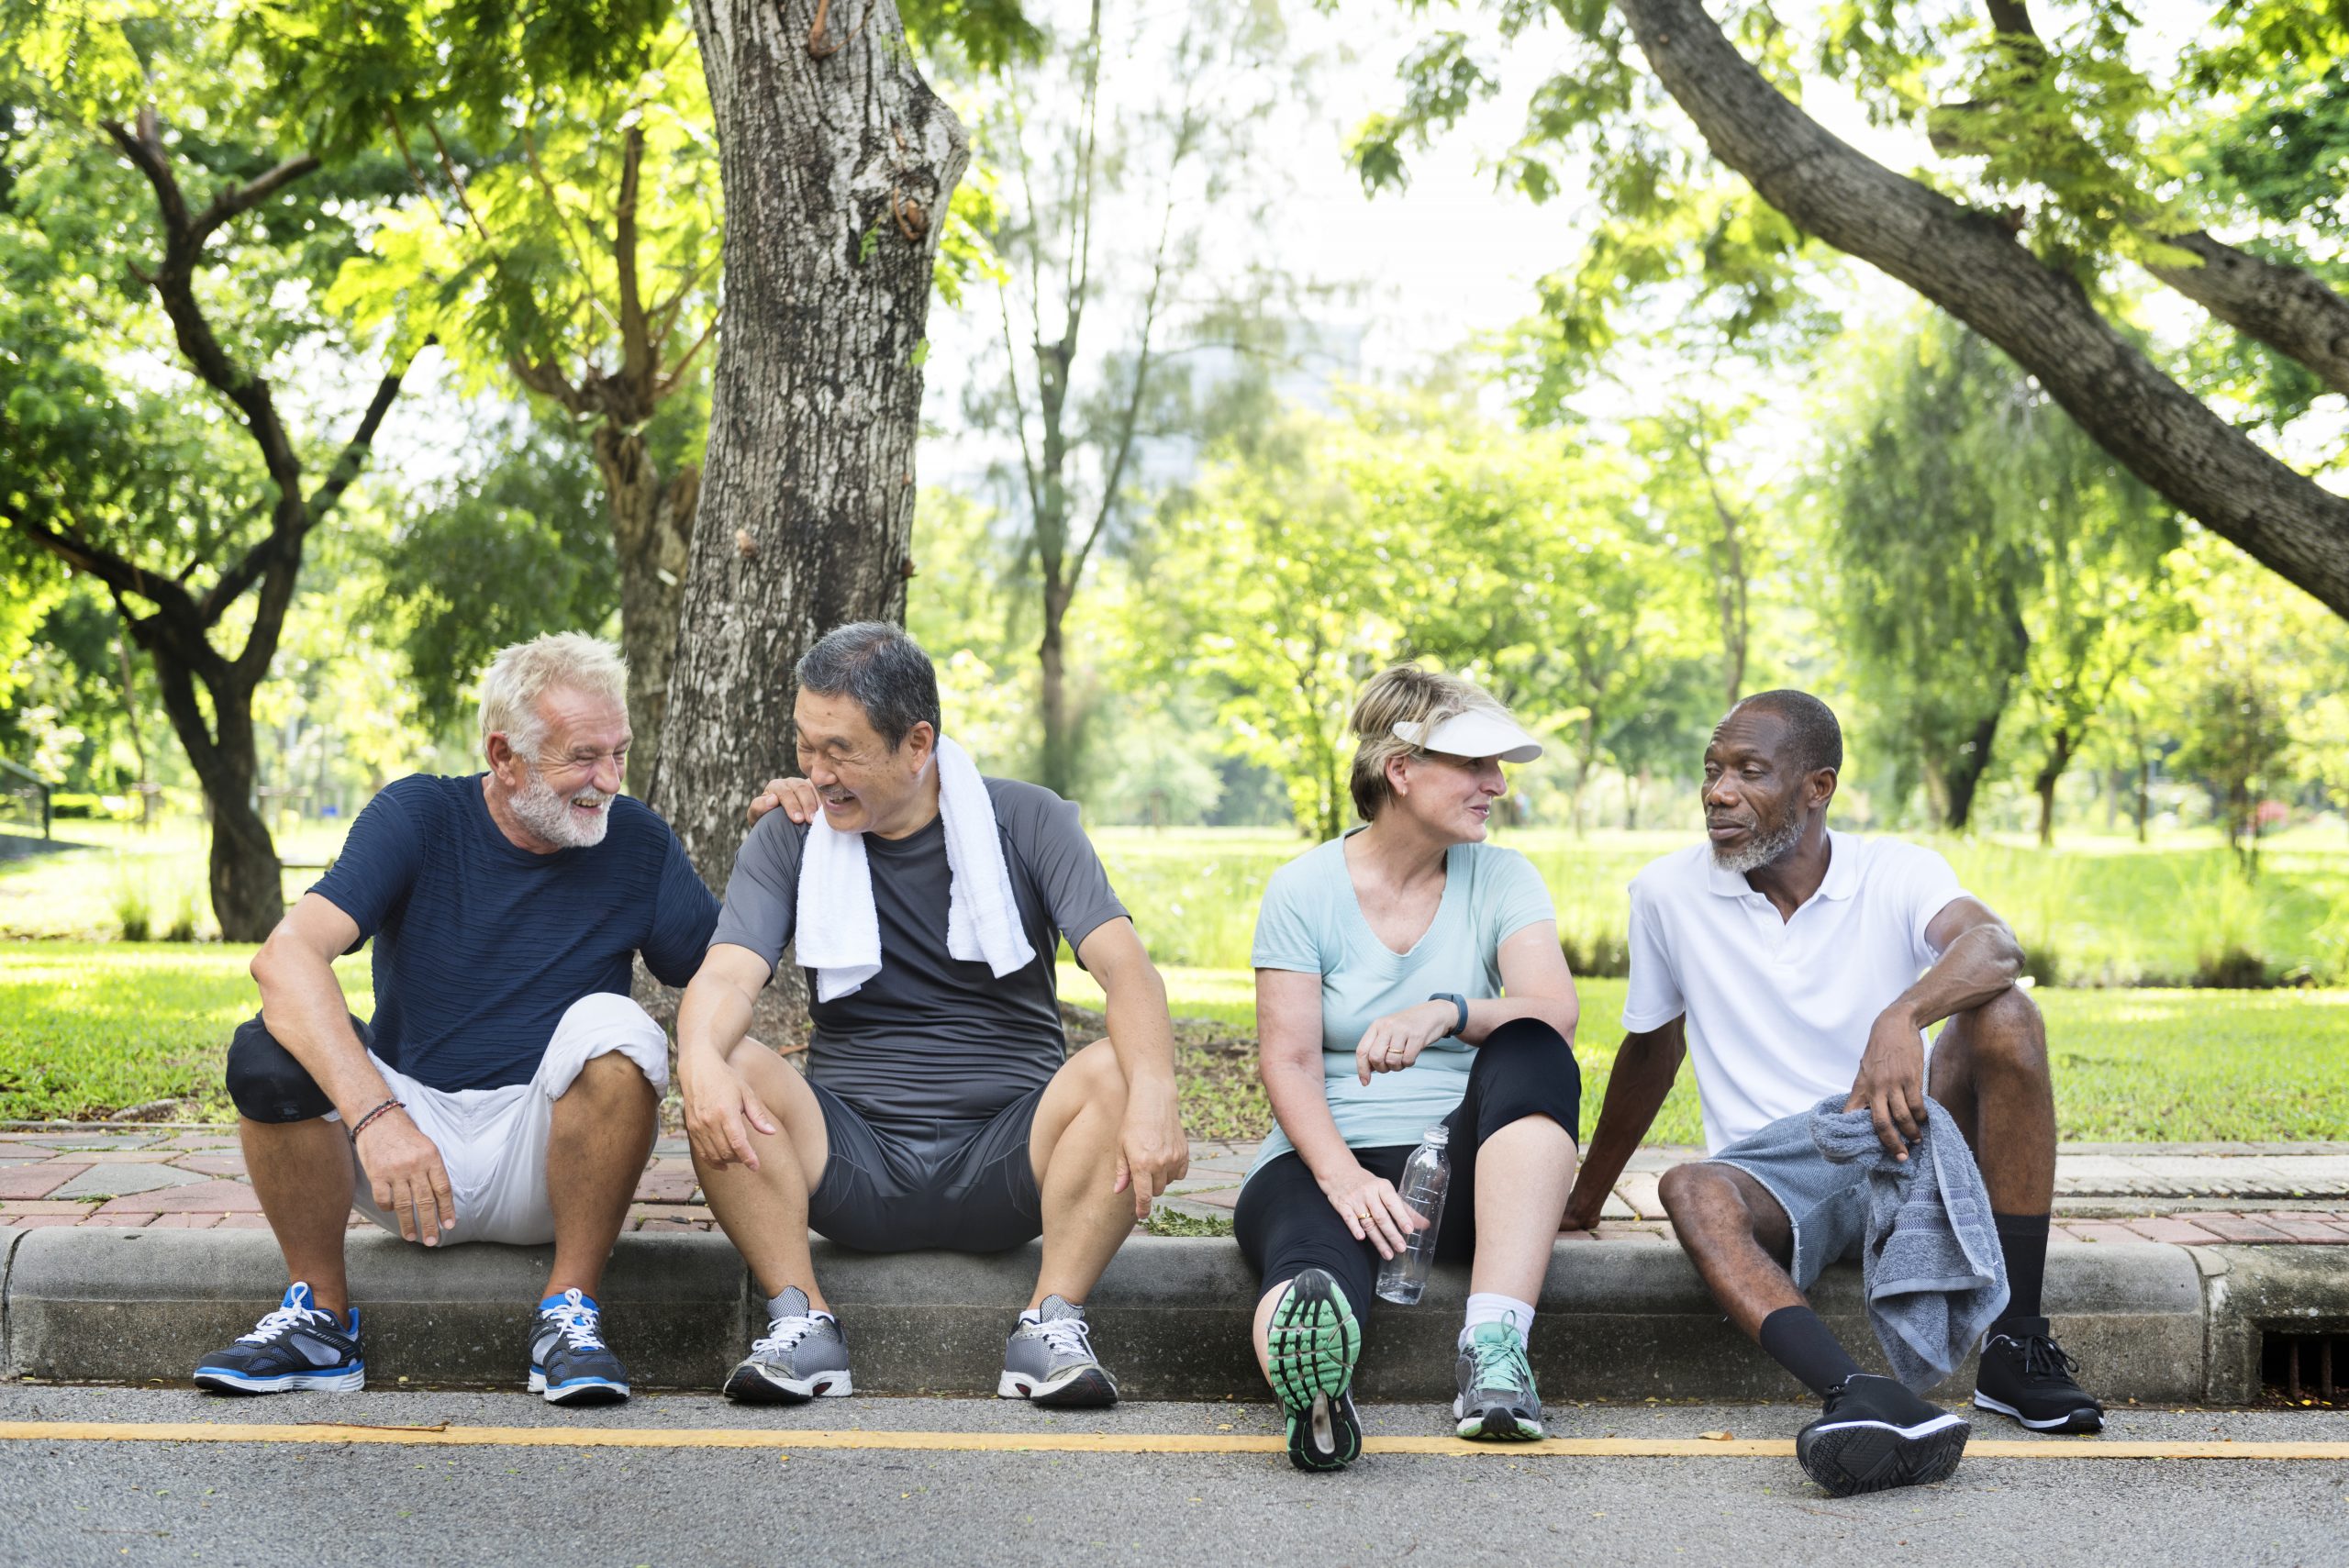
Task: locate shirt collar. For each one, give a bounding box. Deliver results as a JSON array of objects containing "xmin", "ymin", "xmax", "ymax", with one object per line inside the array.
[{"xmin": 1704, "ymin": 829, "xmax": 1854, "ymax": 902}]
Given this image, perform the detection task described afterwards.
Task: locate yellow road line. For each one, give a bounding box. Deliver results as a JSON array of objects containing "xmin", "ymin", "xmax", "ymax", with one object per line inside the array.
[{"xmin": 0, "ymin": 1421, "xmax": 2343, "ymax": 1460}]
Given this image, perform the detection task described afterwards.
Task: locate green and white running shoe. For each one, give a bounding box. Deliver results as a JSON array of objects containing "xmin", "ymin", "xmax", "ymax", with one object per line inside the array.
[
  {"xmin": 1267, "ymin": 1268, "xmax": 1362, "ymax": 1472},
  {"xmin": 1453, "ymin": 1318, "xmax": 1543, "ymax": 1440}
]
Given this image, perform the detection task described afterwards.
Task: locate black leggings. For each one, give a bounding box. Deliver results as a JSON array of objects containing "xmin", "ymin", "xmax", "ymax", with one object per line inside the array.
[{"xmin": 1234, "ymin": 1017, "xmax": 1582, "ymax": 1319}]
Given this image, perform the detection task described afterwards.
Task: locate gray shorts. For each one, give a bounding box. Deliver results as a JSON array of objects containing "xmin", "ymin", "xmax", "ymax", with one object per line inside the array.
[
  {"xmin": 1706, "ymin": 1109, "xmax": 1869, "ymax": 1289},
  {"xmin": 805, "ymin": 1081, "xmax": 1047, "ymax": 1253}
]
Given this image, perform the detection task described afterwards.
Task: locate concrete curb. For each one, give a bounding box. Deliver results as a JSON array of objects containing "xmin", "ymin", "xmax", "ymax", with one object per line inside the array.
[{"xmin": 0, "ymin": 1229, "xmax": 2339, "ymax": 1401}]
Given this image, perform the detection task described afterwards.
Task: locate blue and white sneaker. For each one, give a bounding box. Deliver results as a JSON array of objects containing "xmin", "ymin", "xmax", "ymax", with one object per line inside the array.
[
  {"xmin": 528, "ymin": 1288, "xmax": 631, "ymax": 1407},
  {"xmin": 194, "ymin": 1282, "xmax": 365, "ymax": 1395}
]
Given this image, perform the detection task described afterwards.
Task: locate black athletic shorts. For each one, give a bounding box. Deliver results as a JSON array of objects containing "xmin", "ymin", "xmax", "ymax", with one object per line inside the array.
[
  {"xmin": 805, "ymin": 1080, "xmax": 1048, "ymax": 1253},
  {"xmin": 1233, "ymin": 1017, "xmax": 1581, "ymax": 1318}
]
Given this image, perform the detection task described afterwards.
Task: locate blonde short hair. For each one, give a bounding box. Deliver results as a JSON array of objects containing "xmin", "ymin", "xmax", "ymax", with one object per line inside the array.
[
  {"xmin": 1347, "ymin": 663, "xmax": 1517, "ymax": 823},
  {"xmin": 478, "ymin": 633, "xmax": 629, "ymax": 756}
]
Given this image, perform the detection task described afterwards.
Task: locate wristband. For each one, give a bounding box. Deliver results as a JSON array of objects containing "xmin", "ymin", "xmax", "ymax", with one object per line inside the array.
[
  {"xmin": 348, "ymin": 1098, "xmax": 406, "ymax": 1144},
  {"xmin": 1430, "ymin": 993, "xmax": 1468, "ymax": 1039}
]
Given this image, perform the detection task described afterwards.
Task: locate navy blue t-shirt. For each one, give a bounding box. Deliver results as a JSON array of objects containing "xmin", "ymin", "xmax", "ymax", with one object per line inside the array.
[{"xmin": 311, "ymin": 773, "xmax": 718, "ymax": 1092}]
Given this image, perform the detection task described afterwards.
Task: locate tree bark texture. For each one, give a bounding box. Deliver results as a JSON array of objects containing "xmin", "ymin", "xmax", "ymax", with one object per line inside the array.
[
  {"xmin": 1612, "ymin": 0, "xmax": 2349, "ymax": 621},
  {"xmin": 660, "ymin": 0, "xmax": 969, "ymax": 886},
  {"xmin": 2145, "ymin": 231, "xmax": 2349, "ymax": 401}
]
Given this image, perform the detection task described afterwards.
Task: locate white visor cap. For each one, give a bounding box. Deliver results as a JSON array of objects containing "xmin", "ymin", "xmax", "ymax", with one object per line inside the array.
[{"xmin": 1392, "ymin": 711, "xmax": 1543, "ymax": 764}]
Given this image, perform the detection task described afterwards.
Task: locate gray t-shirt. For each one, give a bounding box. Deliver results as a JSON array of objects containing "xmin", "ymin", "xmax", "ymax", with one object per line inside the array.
[{"xmin": 710, "ymin": 777, "xmax": 1130, "ymax": 1129}]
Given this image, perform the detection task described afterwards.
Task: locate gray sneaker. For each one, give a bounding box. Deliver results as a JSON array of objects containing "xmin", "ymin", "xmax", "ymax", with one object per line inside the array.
[
  {"xmin": 1453, "ymin": 1318, "xmax": 1543, "ymax": 1440},
  {"xmin": 722, "ymin": 1287, "xmax": 853, "ymax": 1405},
  {"xmin": 997, "ymin": 1296, "xmax": 1118, "ymax": 1407}
]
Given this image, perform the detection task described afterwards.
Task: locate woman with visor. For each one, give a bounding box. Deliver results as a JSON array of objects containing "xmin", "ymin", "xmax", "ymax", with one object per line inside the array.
[{"xmin": 1234, "ymin": 663, "xmax": 1583, "ymax": 1471}]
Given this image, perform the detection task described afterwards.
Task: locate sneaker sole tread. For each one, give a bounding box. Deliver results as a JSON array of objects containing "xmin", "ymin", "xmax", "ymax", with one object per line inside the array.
[{"xmin": 1798, "ymin": 1416, "xmax": 1970, "ymax": 1496}]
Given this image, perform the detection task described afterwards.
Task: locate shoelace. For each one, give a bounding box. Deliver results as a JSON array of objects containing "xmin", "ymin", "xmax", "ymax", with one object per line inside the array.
[
  {"xmin": 1467, "ymin": 1327, "xmax": 1532, "ymax": 1393},
  {"xmin": 2014, "ymin": 1333, "xmax": 2080, "ymax": 1383},
  {"xmin": 541, "ymin": 1289, "xmax": 607, "ymax": 1352},
  {"xmin": 751, "ymin": 1315, "xmax": 831, "ymax": 1359},
  {"xmin": 1027, "ymin": 1314, "xmax": 1095, "ymax": 1362},
  {"xmin": 237, "ymin": 1304, "xmax": 328, "ymax": 1346}
]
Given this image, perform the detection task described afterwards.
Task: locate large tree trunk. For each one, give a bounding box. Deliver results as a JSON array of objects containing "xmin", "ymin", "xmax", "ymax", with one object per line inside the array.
[
  {"xmin": 145, "ymin": 650, "xmax": 281, "ymax": 940},
  {"xmin": 660, "ymin": 0, "xmax": 968, "ymax": 884},
  {"xmin": 595, "ymin": 423, "xmax": 699, "ymax": 798},
  {"xmin": 1612, "ymin": 0, "xmax": 2349, "ymax": 621}
]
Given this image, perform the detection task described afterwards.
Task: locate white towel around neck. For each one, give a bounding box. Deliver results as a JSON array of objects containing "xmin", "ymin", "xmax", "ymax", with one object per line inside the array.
[{"xmin": 793, "ymin": 735, "xmax": 1037, "ymax": 1002}]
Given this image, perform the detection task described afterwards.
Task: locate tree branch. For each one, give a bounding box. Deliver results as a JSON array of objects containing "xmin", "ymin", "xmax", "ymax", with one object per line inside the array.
[
  {"xmin": 1957, "ymin": 0, "xmax": 2349, "ymax": 398},
  {"xmin": 1611, "ymin": 0, "xmax": 2349, "ymax": 620},
  {"xmin": 189, "ymin": 152, "xmax": 321, "ymax": 245},
  {"xmin": 2145, "ymin": 232, "xmax": 2349, "ymax": 399},
  {"xmin": 615, "ymin": 125, "xmax": 651, "ymax": 406},
  {"xmin": 100, "ymin": 110, "xmax": 305, "ymax": 506}
]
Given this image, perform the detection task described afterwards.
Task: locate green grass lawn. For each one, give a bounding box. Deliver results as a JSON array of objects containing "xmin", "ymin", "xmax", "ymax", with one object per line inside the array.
[
  {"xmin": 16, "ymin": 945, "xmax": 2346, "ymax": 1143},
  {"xmin": 14, "ymin": 818, "xmax": 2348, "ymax": 984},
  {"xmin": 1055, "ymin": 966, "xmax": 2349, "ymax": 1146}
]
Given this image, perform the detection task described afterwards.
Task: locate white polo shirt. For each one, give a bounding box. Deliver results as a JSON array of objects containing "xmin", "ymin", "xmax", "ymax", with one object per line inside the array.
[{"xmin": 1621, "ymin": 831, "xmax": 1968, "ymax": 1154}]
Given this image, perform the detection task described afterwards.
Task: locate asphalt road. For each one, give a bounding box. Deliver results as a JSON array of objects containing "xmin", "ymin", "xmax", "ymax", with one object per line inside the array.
[{"xmin": 3, "ymin": 1385, "xmax": 2345, "ymax": 1568}]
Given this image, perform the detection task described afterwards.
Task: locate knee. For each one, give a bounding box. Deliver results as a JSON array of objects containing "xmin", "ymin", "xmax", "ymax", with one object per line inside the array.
[
  {"xmin": 1072, "ymin": 1038, "xmax": 1129, "ymax": 1111},
  {"xmin": 1657, "ymin": 1162, "xmax": 1739, "ymax": 1227},
  {"xmin": 571, "ymin": 1048, "xmax": 656, "ymax": 1099},
  {"xmin": 1964, "ymin": 986, "xmax": 2048, "ymax": 1078},
  {"xmin": 225, "ymin": 1017, "xmax": 333, "ymax": 1124}
]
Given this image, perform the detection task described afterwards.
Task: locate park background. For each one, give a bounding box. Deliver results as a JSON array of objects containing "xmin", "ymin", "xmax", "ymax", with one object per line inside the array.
[{"xmin": 2, "ymin": 0, "xmax": 2346, "ymax": 1151}]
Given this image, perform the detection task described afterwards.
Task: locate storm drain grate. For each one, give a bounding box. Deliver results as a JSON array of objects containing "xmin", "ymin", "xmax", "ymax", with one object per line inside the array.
[{"xmin": 2264, "ymin": 1330, "xmax": 2349, "ymax": 1407}]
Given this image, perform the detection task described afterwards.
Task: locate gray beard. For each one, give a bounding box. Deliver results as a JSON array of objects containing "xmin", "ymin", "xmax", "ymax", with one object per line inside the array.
[
  {"xmin": 511, "ymin": 768, "xmax": 611, "ymax": 850},
  {"xmin": 1711, "ymin": 813, "xmax": 1805, "ymax": 875}
]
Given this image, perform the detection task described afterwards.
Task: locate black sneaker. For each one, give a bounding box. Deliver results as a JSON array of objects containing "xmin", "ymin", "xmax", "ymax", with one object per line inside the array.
[
  {"xmin": 1973, "ymin": 1317, "xmax": 2104, "ymax": 1433},
  {"xmin": 528, "ymin": 1288, "xmax": 631, "ymax": 1407},
  {"xmin": 1796, "ymin": 1373, "xmax": 1970, "ymax": 1496},
  {"xmin": 1266, "ymin": 1268, "xmax": 1362, "ymax": 1473},
  {"xmin": 194, "ymin": 1283, "xmax": 364, "ymax": 1395}
]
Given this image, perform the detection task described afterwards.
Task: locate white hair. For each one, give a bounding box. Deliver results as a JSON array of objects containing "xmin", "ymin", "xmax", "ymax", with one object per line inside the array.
[{"xmin": 477, "ymin": 632, "xmax": 629, "ymax": 757}]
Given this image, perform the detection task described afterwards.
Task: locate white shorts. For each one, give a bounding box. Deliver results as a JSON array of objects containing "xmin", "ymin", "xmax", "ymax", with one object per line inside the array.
[{"xmin": 341, "ymin": 994, "xmax": 668, "ymax": 1247}]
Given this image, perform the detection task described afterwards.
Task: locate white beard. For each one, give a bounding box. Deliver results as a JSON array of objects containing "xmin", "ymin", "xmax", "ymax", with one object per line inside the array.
[
  {"xmin": 1711, "ymin": 814, "xmax": 1804, "ymax": 875},
  {"xmin": 511, "ymin": 767, "xmax": 612, "ymax": 850}
]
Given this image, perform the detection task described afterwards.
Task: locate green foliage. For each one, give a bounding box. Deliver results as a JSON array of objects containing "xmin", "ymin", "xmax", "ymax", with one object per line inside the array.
[
  {"xmin": 1818, "ymin": 315, "xmax": 2177, "ymax": 830},
  {"xmin": 1145, "ymin": 395, "xmax": 1709, "ymax": 838},
  {"xmin": 375, "ymin": 413, "xmax": 620, "ymax": 737}
]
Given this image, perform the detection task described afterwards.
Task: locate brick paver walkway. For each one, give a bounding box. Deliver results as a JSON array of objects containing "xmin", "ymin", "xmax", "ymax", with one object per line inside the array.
[{"xmin": 5, "ymin": 1126, "xmax": 2347, "ymax": 1244}]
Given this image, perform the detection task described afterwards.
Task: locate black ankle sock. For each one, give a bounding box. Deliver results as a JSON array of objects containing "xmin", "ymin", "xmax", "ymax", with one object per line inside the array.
[
  {"xmin": 1757, "ymin": 1306, "xmax": 1865, "ymax": 1397},
  {"xmin": 1993, "ymin": 1211, "xmax": 2052, "ymax": 1322}
]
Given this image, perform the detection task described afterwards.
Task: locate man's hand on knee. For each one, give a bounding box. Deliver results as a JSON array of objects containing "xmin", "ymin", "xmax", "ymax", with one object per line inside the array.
[
  {"xmin": 1846, "ymin": 1003, "xmax": 1926, "ymax": 1161},
  {"xmin": 683, "ymin": 1055, "xmax": 780, "ymax": 1173},
  {"xmin": 1114, "ymin": 1071, "xmax": 1187, "ymax": 1222},
  {"xmin": 358, "ymin": 1111, "xmax": 458, "ymax": 1245}
]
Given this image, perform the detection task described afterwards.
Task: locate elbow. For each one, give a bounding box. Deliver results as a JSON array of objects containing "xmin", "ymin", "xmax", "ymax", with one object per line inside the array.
[{"xmin": 250, "ymin": 923, "xmax": 295, "ymax": 990}]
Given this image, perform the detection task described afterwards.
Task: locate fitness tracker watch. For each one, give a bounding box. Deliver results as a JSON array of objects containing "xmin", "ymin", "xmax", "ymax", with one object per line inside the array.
[{"xmin": 1431, "ymin": 992, "xmax": 1469, "ymax": 1038}]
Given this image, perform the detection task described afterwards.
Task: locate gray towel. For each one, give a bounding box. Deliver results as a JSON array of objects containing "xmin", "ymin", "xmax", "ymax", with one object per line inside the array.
[{"xmin": 1809, "ymin": 1094, "xmax": 2010, "ymax": 1392}]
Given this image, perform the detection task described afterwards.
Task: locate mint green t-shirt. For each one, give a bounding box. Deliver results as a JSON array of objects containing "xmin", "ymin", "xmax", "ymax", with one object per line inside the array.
[{"xmin": 1244, "ymin": 833, "xmax": 1557, "ymax": 1178}]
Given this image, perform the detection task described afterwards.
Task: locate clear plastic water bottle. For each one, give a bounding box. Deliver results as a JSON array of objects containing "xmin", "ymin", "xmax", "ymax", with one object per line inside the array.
[{"xmin": 1375, "ymin": 1125, "xmax": 1451, "ymax": 1306}]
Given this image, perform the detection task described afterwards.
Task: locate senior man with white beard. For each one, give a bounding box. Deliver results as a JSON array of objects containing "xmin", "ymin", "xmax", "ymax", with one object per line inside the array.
[{"xmin": 195, "ymin": 633, "xmax": 718, "ymax": 1407}]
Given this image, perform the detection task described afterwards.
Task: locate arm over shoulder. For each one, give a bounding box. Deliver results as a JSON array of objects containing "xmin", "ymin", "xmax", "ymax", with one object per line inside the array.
[{"xmin": 707, "ymin": 810, "xmax": 807, "ymax": 975}]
